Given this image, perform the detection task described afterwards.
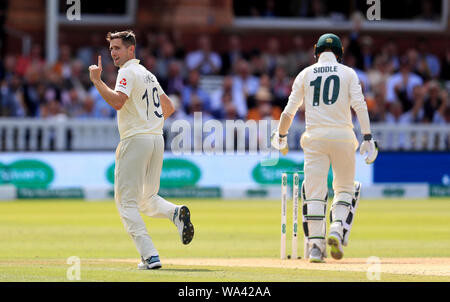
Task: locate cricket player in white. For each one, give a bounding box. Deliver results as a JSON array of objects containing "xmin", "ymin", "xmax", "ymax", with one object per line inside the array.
[
  {"xmin": 89, "ymin": 30, "xmax": 194, "ymax": 270},
  {"xmin": 271, "ymin": 33, "xmax": 378, "ymax": 262}
]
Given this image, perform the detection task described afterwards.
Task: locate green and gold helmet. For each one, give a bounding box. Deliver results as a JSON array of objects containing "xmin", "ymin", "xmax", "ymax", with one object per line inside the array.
[{"xmin": 314, "ymin": 33, "xmax": 344, "ymax": 62}]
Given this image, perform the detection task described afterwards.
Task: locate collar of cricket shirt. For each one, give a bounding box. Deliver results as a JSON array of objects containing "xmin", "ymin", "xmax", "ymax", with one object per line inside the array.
[
  {"xmin": 318, "ymin": 52, "xmax": 337, "ymax": 63},
  {"xmin": 121, "ymin": 58, "xmax": 140, "ymax": 69}
]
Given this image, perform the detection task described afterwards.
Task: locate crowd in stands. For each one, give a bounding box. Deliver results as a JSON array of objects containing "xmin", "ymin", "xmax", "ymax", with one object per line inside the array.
[{"xmin": 1, "ymin": 29, "xmax": 449, "ymax": 127}]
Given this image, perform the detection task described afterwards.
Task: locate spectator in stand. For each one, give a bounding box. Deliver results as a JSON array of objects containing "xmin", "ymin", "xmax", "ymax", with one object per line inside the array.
[
  {"xmin": 367, "ymin": 84, "xmax": 388, "ymax": 122},
  {"xmin": 307, "ymin": 0, "xmax": 327, "ymax": 18},
  {"xmin": 246, "ymin": 73, "xmax": 272, "ymax": 112},
  {"xmin": 367, "ymin": 54, "xmax": 390, "ymax": 93},
  {"xmin": 386, "ymin": 56, "xmax": 423, "ymax": 112},
  {"xmin": 386, "ymin": 101, "xmax": 407, "ymax": 124},
  {"xmin": 15, "ymin": 44, "xmax": 45, "ymax": 77},
  {"xmin": 248, "ymin": 49, "xmax": 266, "ymax": 77},
  {"xmin": 433, "ymin": 105, "xmax": 450, "ymax": 124},
  {"xmin": 20, "ymin": 58, "xmax": 46, "ymax": 117},
  {"xmin": 171, "ymin": 29, "xmax": 186, "ymax": 60},
  {"xmin": 154, "ymin": 40, "xmax": 176, "ymax": 80},
  {"xmin": 441, "ymin": 49, "xmax": 450, "ymax": 81},
  {"xmin": 232, "ymin": 59, "xmax": 260, "ymax": 119},
  {"xmin": 53, "ymin": 44, "xmax": 73, "ymax": 80},
  {"xmin": 142, "ymin": 54, "xmax": 157, "ymax": 74},
  {"xmin": 2, "ymin": 54, "xmax": 16, "ymax": 81},
  {"xmin": 160, "ymin": 60, "xmax": 185, "ymax": 96},
  {"xmin": 360, "ymin": 36, "xmax": 374, "ymax": 71},
  {"xmin": 62, "ymin": 88, "xmax": 84, "ymax": 118},
  {"xmin": 182, "ymin": 69, "xmax": 211, "ymax": 113},
  {"xmin": 345, "ymin": 53, "xmax": 370, "ymax": 94},
  {"xmin": 380, "ymin": 40, "xmax": 400, "ymax": 73},
  {"xmin": 249, "ymin": 4, "xmax": 261, "ymax": 17},
  {"xmin": 406, "ymin": 48, "xmax": 431, "ymax": 81},
  {"xmin": 43, "ymin": 63, "xmax": 64, "ymax": 103},
  {"xmin": 185, "ymin": 94, "xmax": 213, "ymax": 122},
  {"xmin": 261, "ymin": 37, "xmax": 285, "ymax": 76},
  {"xmin": 220, "ymin": 34, "xmax": 244, "ymax": 75},
  {"xmin": 423, "ymin": 81, "xmax": 447, "ymax": 123},
  {"xmin": 212, "ymin": 90, "xmax": 234, "ymax": 120},
  {"xmin": 306, "ymin": 45, "xmax": 317, "ymax": 66},
  {"xmin": 258, "ymin": 73, "xmax": 272, "ymax": 91},
  {"xmin": 185, "ymin": 34, "xmax": 222, "ymax": 75},
  {"xmin": 416, "ymin": 0, "xmax": 440, "ymax": 21},
  {"xmin": 30, "ymin": 82, "xmax": 48, "ymax": 117},
  {"xmin": 417, "ymin": 38, "xmax": 441, "ymax": 80},
  {"xmin": 406, "ymin": 85, "xmax": 426, "ymax": 123},
  {"xmin": 262, "ymin": 0, "xmax": 276, "ymax": 17},
  {"xmin": 0, "ymin": 77, "xmax": 25, "ymax": 117},
  {"xmin": 154, "ymin": 32, "xmax": 170, "ymax": 59},
  {"xmin": 347, "ymin": 12, "xmax": 364, "ymax": 70},
  {"xmin": 77, "ymin": 95, "xmax": 97, "ymax": 119},
  {"xmin": 271, "ymin": 66, "xmax": 291, "ymax": 109},
  {"xmin": 247, "ymin": 87, "xmax": 280, "ymax": 121},
  {"xmin": 223, "ymin": 100, "xmax": 239, "ymax": 120},
  {"xmin": 385, "ymin": 100, "xmax": 417, "ymax": 149},
  {"xmin": 59, "ymin": 59, "xmax": 87, "ymax": 102},
  {"xmin": 88, "ymin": 72, "xmax": 116, "ymax": 119},
  {"xmin": 385, "ymin": 86, "xmax": 426, "ymax": 125},
  {"xmin": 77, "ymin": 33, "xmax": 111, "ymax": 67},
  {"xmin": 285, "ymin": 35, "xmax": 309, "ymax": 77},
  {"xmin": 143, "ymin": 31, "xmax": 159, "ymax": 57},
  {"xmin": 210, "ymin": 75, "xmax": 234, "ymax": 119},
  {"xmin": 40, "ymin": 99, "xmax": 66, "ymax": 121}
]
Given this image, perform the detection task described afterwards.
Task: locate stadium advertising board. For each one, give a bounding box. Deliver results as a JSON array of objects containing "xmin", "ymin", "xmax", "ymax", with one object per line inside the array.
[{"xmin": 0, "ymin": 152, "xmax": 440, "ymax": 199}]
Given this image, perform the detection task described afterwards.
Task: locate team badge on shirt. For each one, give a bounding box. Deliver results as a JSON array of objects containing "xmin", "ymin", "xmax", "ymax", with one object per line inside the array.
[
  {"xmin": 119, "ymin": 78, "xmax": 127, "ymax": 86},
  {"xmin": 144, "ymin": 74, "xmax": 155, "ymax": 84}
]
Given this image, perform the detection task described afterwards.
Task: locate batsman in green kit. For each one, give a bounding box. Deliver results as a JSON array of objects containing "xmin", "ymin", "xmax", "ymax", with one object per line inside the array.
[
  {"xmin": 271, "ymin": 33, "xmax": 378, "ymax": 263},
  {"xmin": 88, "ymin": 30, "xmax": 194, "ymax": 270}
]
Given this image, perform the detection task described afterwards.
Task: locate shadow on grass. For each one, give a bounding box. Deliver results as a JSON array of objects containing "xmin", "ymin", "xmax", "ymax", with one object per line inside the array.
[{"xmin": 161, "ymin": 268, "xmax": 215, "ymax": 273}]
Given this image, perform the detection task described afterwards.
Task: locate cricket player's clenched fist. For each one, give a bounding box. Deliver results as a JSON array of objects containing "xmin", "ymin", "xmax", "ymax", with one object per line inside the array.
[{"xmin": 89, "ymin": 56, "xmax": 103, "ymax": 82}]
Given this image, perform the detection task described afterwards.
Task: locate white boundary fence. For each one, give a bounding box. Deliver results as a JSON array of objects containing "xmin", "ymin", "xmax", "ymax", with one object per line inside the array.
[{"xmin": 0, "ymin": 118, "xmax": 449, "ymax": 151}]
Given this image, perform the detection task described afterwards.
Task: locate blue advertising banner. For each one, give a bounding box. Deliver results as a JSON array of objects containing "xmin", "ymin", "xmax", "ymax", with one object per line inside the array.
[{"xmin": 373, "ymin": 152, "xmax": 450, "ymax": 185}]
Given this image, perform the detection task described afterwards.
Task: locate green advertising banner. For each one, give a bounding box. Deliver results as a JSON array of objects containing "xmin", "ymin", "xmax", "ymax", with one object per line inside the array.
[
  {"xmin": 0, "ymin": 159, "xmax": 54, "ymax": 188},
  {"xmin": 106, "ymin": 158, "xmax": 202, "ymax": 188},
  {"xmin": 251, "ymin": 158, "xmax": 333, "ymax": 188}
]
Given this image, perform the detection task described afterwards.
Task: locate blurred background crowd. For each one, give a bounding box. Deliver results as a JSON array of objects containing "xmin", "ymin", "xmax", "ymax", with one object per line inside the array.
[{"xmin": 1, "ymin": 26, "xmax": 449, "ymax": 126}]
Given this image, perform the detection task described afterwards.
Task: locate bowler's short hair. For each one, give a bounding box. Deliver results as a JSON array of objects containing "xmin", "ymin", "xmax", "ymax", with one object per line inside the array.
[{"xmin": 106, "ymin": 30, "xmax": 136, "ymax": 47}]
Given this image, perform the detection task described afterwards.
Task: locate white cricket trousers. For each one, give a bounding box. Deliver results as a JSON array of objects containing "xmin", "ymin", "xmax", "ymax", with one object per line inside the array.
[
  {"xmin": 114, "ymin": 133, "xmax": 177, "ymax": 259},
  {"xmin": 300, "ymin": 128, "xmax": 359, "ymax": 200}
]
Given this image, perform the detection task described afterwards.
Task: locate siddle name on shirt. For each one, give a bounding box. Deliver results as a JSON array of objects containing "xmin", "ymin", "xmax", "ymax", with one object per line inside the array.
[{"xmin": 313, "ymin": 66, "xmax": 338, "ymax": 73}]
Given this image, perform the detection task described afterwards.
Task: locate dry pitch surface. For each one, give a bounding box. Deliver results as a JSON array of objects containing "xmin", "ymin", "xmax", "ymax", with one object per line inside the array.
[{"xmin": 100, "ymin": 257, "xmax": 450, "ymax": 277}]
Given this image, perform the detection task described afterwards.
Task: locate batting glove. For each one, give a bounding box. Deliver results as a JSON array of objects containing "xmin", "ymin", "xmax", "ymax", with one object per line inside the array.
[
  {"xmin": 271, "ymin": 130, "xmax": 288, "ymax": 155},
  {"xmin": 359, "ymin": 134, "xmax": 378, "ymax": 164}
]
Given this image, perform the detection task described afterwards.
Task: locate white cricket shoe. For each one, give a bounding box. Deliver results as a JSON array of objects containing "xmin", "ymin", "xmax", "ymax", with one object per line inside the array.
[
  {"xmin": 309, "ymin": 244, "xmax": 325, "ymax": 263},
  {"xmin": 328, "ymin": 232, "xmax": 344, "ymax": 260},
  {"xmin": 138, "ymin": 256, "xmax": 162, "ymax": 270},
  {"xmin": 173, "ymin": 205, "xmax": 194, "ymax": 245}
]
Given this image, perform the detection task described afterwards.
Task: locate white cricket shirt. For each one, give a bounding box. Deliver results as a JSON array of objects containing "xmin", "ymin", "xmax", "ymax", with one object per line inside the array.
[
  {"xmin": 114, "ymin": 59, "xmax": 165, "ymax": 139},
  {"xmin": 284, "ymin": 52, "xmax": 371, "ymax": 135}
]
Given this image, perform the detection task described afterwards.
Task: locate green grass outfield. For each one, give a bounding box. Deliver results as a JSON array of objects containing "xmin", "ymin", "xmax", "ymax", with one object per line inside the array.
[{"xmin": 0, "ymin": 198, "xmax": 449, "ymax": 282}]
